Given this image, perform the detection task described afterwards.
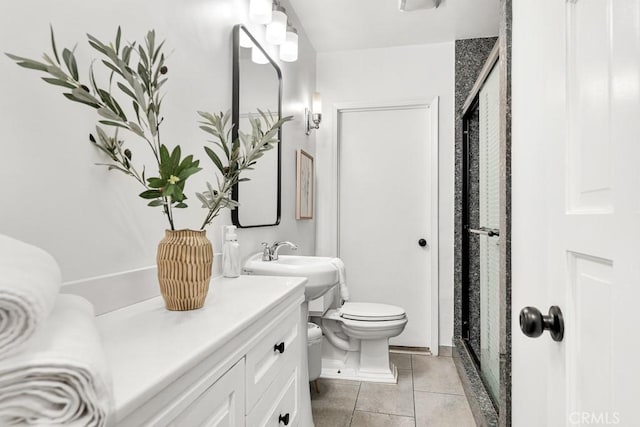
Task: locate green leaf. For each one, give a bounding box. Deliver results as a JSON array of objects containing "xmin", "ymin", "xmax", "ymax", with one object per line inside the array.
[
  {"xmin": 97, "ymin": 107, "xmax": 122, "ymax": 122},
  {"xmin": 147, "ymin": 177, "xmax": 164, "ymax": 188},
  {"xmin": 152, "ymin": 40, "xmax": 165, "ymax": 63},
  {"xmin": 63, "ymin": 93, "xmax": 100, "ymax": 108},
  {"xmin": 127, "ymin": 121, "xmax": 144, "ymax": 137},
  {"xmin": 132, "ymin": 101, "xmax": 140, "ymax": 122},
  {"xmin": 138, "ymin": 45, "xmax": 149, "ymax": 67},
  {"xmin": 139, "ymin": 189, "xmax": 162, "ymax": 199},
  {"xmin": 159, "ymin": 145, "xmax": 170, "ymax": 165},
  {"xmin": 169, "ymin": 145, "xmax": 181, "ymax": 169},
  {"xmin": 174, "ymin": 202, "xmax": 188, "ymax": 209},
  {"xmin": 204, "ymin": 146, "xmax": 224, "ymax": 173},
  {"xmin": 122, "ymin": 45, "xmax": 132, "ymax": 65},
  {"xmin": 101, "ymin": 59, "xmax": 123, "ymax": 77},
  {"xmin": 147, "ymin": 199, "xmax": 164, "ymax": 207},
  {"xmin": 147, "ymin": 109, "xmax": 157, "ymax": 135},
  {"xmin": 115, "ymin": 26, "xmax": 122, "ymax": 54},
  {"xmin": 61, "ymin": 48, "xmax": 78, "ymax": 80},
  {"xmin": 146, "ymin": 30, "xmax": 155, "ymax": 59},
  {"xmin": 42, "ymin": 77, "xmax": 75, "ymax": 89},
  {"xmin": 196, "ymin": 192, "xmax": 211, "ymax": 208},
  {"xmin": 178, "ymin": 166, "xmax": 201, "ymax": 181},
  {"xmin": 117, "ymin": 82, "xmax": 136, "ymax": 100},
  {"xmin": 45, "ymin": 64, "xmax": 68, "ymax": 80},
  {"xmin": 98, "ymin": 120, "xmax": 129, "ymax": 129},
  {"xmin": 49, "ymin": 25, "xmax": 60, "ymax": 64},
  {"xmin": 7, "ymin": 56, "xmax": 49, "ymax": 72},
  {"xmin": 87, "ymin": 33, "xmax": 109, "ymax": 55}
]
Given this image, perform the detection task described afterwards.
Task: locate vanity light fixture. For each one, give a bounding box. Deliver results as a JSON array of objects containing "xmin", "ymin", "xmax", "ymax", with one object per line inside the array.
[
  {"xmin": 251, "ymin": 46, "xmax": 269, "ymax": 64},
  {"xmin": 305, "ymin": 92, "xmax": 322, "ymax": 135},
  {"xmin": 249, "ymin": 0, "xmax": 273, "ymax": 25},
  {"xmin": 239, "ymin": 30, "xmax": 253, "ymax": 48},
  {"xmin": 279, "ymin": 24, "xmax": 298, "ymax": 62},
  {"xmin": 265, "ymin": 4, "xmax": 287, "ymax": 45}
]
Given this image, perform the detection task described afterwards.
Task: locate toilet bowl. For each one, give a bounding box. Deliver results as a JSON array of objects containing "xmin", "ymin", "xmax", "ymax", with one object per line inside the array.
[{"xmin": 320, "ymin": 302, "xmax": 408, "ymax": 383}]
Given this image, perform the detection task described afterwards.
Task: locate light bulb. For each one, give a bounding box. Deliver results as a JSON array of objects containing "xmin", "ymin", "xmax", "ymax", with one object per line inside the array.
[
  {"xmin": 312, "ymin": 92, "xmax": 322, "ymax": 113},
  {"xmin": 280, "ymin": 27, "xmax": 298, "ymax": 62},
  {"xmin": 266, "ymin": 7, "xmax": 287, "ymax": 45},
  {"xmin": 249, "ymin": 0, "xmax": 272, "ymax": 25}
]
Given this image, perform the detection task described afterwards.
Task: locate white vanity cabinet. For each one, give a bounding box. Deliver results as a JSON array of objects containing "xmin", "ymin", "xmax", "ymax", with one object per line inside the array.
[{"xmin": 96, "ymin": 276, "xmax": 308, "ymax": 427}]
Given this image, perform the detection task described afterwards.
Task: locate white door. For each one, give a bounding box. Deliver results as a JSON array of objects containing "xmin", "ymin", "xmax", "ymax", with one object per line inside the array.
[
  {"xmin": 512, "ymin": 0, "xmax": 640, "ymax": 426},
  {"xmin": 338, "ymin": 102, "xmax": 438, "ymax": 349}
]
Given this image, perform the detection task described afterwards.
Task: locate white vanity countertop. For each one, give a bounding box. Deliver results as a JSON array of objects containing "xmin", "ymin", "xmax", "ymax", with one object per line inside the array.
[{"xmin": 96, "ymin": 275, "xmax": 307, "ymax": 421}]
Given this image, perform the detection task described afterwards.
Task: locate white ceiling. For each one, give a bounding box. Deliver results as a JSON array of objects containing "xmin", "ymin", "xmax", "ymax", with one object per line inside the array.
[{"xmin": 287, "ymin": 0, "xmax": 500, "ymax": 53}]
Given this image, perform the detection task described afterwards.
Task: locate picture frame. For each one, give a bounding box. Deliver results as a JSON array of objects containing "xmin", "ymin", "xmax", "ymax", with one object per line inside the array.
[{"xmin": 296, "ymin": 149, "xmax": 314, "ymax": 220}]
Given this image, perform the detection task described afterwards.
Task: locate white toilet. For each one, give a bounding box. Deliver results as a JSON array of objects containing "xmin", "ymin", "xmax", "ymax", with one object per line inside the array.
[{"xmin": 319, "ymin": 301, "xmax": 408, "ymax": 383}]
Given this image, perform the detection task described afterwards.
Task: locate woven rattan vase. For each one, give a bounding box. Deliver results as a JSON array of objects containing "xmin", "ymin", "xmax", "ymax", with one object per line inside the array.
[{"xmin": 157, "ymin": 229, "xmax": 213, "ymax": 311}]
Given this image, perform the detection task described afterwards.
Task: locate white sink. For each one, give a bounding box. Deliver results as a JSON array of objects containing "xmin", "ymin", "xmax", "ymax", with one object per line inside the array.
[{"xmin": 243, "ymin": 254, "xmax": 339, "ymax": 301}]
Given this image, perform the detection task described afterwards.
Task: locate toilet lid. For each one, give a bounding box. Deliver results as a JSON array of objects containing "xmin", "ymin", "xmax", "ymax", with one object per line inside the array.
[{"xmin": 340, "ymin": 302, "xmax": 406, "ymax": 321}]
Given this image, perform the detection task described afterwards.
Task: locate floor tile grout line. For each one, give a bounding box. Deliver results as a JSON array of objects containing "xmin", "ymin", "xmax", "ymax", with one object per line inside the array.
[
  {"xmin": 348, "ymin": 382, "xmax": 362, "ymax": 427},
  {"xmin": 411, "ymin": 355, "xmax": 418, "ymax": 423},
  {"xmin": 352, "ymin": 408, "xmax": 416, "ymax": 420},
  {"xmin": 414, "ymin": 389, "xmax": 468, "ymax": 397}
]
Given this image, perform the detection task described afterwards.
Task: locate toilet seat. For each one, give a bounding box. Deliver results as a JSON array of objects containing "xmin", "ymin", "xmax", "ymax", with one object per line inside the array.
[{"xmin": 340, "ymin": 302, "xmax": 406, "ymax": 321}]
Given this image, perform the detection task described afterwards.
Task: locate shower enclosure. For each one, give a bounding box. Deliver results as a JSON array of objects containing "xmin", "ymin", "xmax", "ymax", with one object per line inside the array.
[{"xmin": 461, "ymin": 62, "xmax": 500, "ymax": 405}]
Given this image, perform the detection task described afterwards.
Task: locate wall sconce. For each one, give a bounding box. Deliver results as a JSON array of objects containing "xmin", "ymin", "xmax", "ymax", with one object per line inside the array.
[{"xmin": 305, "ymin": 92, "xmax": 322, "ymax": 135}]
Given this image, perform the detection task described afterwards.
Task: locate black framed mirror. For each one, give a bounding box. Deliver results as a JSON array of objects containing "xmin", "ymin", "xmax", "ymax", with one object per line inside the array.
[{"xmin": 231, "ymin": 24, "xmax": 283, "ymax": 228}]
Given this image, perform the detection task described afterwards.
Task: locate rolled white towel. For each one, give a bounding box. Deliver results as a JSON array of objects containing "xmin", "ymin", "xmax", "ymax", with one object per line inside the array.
[
  {"xmin": 330, "ymin": 257, "xmax": 349, "ymax": 304},
  {"xmin": 0, "ymin": 294, "xmax": 113, "ymax": 426},
  {"xmin": 0, "ymin": 234, "xmax": 61, "ymax": 358}
]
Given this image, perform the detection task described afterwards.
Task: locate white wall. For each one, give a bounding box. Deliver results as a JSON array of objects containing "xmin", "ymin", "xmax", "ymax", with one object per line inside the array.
[
  {"xmin": 0, "ymin": 0, "xmax": 316, "ymax": 312},
  {"xmin": 315, "ymin": 43, "xmax": 455, "ymax": 346}
]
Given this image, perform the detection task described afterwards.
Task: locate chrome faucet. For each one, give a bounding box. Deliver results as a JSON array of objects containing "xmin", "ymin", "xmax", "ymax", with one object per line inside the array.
[{"xmin": 261, "ymin": 241, "xmax": 298, "ymax": 261}]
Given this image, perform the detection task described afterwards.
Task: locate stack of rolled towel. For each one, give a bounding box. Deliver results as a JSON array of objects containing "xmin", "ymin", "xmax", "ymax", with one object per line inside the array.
[{"xmin": 0, "ymin": 234, "xmax": 112, "ymax": 426}]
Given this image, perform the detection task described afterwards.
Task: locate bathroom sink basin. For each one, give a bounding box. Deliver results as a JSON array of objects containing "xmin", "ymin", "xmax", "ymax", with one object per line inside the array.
[{"xmin": 243, "ymin": 254, "xmax": 339, "ymax": 301}]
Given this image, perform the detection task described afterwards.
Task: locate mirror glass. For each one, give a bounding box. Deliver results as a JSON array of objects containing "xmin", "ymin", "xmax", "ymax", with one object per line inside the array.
[{"xmin": 231, "ymin": 25, "xmax": 282, "ymax": 228}]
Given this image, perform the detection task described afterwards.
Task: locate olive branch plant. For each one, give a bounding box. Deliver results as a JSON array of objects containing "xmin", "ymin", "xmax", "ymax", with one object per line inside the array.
[{"xmin": 7, "ymin": 27, "xmax": 291, "ymax": 231}]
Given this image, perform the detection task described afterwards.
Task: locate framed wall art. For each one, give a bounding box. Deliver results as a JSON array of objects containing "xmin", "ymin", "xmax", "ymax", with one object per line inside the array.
[{"xmin": 296, "ymin": 149, "xmax": 314, "ymax": 220}]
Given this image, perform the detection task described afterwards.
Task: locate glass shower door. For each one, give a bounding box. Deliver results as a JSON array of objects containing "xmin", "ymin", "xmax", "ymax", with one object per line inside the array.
[{"xmin": 478, "ymin": 64, "xmax": 500, "ymax": 402}]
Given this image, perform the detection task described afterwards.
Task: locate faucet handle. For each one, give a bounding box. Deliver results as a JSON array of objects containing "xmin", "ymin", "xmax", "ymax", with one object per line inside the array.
[{"xmin": 261, "ymin": 242, "xmax": 272, "ymax": 261}]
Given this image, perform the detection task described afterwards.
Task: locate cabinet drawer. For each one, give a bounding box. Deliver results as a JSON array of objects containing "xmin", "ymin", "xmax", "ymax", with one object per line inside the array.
[
  {"xmin": 247, "ymin": 367, "xmax": 299, "ymax": 427},
  {"xmin": 165, "ymin": 359, "xmax": 245, "ymax": 427},
  {"xmin": 245, "ymin": 306, "xmax": 300, "ymax": 411}
]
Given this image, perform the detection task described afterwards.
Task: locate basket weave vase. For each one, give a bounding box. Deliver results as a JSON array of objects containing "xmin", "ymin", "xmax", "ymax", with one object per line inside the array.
[{"xmin": 157, "ymin": 229, "xmax": 213, "ymax": 311}]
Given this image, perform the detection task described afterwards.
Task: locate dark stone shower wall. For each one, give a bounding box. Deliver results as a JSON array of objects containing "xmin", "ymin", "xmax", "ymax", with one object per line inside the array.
[
  {"xmin": 452, "ymin": 37, "xmax": 500, "ymax": 427},
  {"xmin": 453, "ymin": 37, "xmax": 498, "ymax": 340},
  {"xmin": 466, "ymin": 107, "xmax": 482, "ymax": 359}
]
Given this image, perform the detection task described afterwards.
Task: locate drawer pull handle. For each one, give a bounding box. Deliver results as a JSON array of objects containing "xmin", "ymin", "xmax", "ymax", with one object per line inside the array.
[
  {"xmin": 279, "ymin": 413, "xmax": 290, "ymax": 425},
  {"xmin": 274, "ymin": 342, "xmax": 285, "ymax": 354}
]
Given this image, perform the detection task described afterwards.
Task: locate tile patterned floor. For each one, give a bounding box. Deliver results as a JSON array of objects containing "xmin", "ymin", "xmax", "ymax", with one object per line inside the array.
[{"xmin": 310, "ymin": 352, "xmax": 476, "ymax": 427}]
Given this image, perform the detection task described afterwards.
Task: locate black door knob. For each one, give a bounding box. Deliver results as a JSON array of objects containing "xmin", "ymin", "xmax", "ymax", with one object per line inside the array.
[
  {"xmin": 519, "ymin": 306, "xmax": 564, "ymax": 342},
  {"xmin": 418, "ymin": 238, "xmax": 427, "ymax": 247},
  {"xmin": 279, "ymin": 413, "xmax": 290, "ymax": 425},
  {"xmin": 274, "ymin": 342, "xmax": 285, "ymax": 354}
]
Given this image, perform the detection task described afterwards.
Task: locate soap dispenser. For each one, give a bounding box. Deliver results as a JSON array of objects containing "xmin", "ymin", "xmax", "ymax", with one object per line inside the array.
[{"xmin": 222, "ymin": 225, "xmax": 241, "ymax": 278}]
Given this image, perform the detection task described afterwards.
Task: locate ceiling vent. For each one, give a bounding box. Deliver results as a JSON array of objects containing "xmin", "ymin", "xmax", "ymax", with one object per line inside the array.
[{"xmin": 398, "ymin": 0, "xmax": 440, "ymax": 12}]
